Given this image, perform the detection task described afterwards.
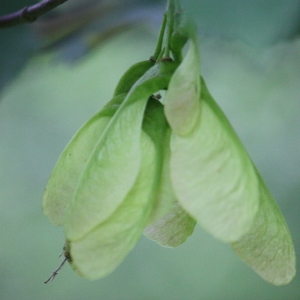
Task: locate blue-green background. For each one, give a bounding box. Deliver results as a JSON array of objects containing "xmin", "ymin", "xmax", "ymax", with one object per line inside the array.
[{"xmin": 1, "ymin": 1, "xmax": 300, "ymax": 299}]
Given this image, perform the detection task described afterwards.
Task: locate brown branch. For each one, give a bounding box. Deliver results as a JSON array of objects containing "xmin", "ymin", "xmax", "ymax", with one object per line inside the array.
[{"xmin": 0, "ymin": 0, "xmax": 68, "ymax": 29}]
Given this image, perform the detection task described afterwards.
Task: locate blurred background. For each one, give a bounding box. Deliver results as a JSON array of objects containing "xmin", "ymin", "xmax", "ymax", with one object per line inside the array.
[{"xmin": 0, "ymin": 0, "xmax": 300, "ymax": 299}]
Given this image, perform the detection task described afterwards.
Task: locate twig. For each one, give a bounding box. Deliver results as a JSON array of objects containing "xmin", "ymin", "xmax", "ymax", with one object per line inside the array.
[{"xmin": 0, "ymin": 0, "xmax": 68, "ymax": 29}]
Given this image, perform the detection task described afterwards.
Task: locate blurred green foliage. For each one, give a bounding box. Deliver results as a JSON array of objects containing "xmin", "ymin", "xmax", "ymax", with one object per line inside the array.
[{"xmin": 0, "ymin": 0, "xmax": 300, "ymax": 299}]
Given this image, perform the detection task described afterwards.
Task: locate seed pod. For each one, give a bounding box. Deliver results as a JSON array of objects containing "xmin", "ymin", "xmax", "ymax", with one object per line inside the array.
[
  {"xmin": 43, "ymin": 60, "xmax": 174, "ymax": 280},
  {"xmin": 144, "ymin": 127, "xmax": 196, "ymax": 248},
  {"xmin": 170, "ymin": 78, "xmax": 260, "ymax": 243},
  {"xmin": 63, "ymin": 63, "xmax": 173, "ymax": 242},
  {"xmin": 164, "ymin": 38, "xmax": 200, "ymax": 136},
  {"xmin": 66, "ymin": 130, "xmax": 157, "ymax": 279},
  {"xmin": 140, "ymin": 98, "xmax": 196, "ymax": 248},
  {"xmin": 42, "ymin": 93, "xmax": 126, "ymax": 226},
  {"xmin": 113, "ymin": 59, "xmax": 154, "ymax": 96}
]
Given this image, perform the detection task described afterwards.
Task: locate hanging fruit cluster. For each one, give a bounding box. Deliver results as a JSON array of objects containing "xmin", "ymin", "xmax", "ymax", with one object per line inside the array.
[{"xmin": 43, "ymin": 0, "xmax": 295, "ymax": 285}]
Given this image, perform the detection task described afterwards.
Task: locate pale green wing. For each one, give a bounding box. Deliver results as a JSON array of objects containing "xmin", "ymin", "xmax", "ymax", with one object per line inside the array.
[
  {"xmin": 42, "ymin": 94, "xmax": 125, "ymax": 226},
  {"xmin": 146, "ymin": 128, "xmax": 174, "ymax": 225},
  {"xmin": 170, "ymin": 79, "xmax": 260, "ymax": 242},
  {"xmin": 68, "ymin": 132, "xmax": 157, "ymax": 279},
  {"xmin": 164, "ymin": 39, "xmax": 200, "ymax": 136},
  {"xmin": 231, "ymin": 173, "xmax": 296, "ymax": 285},
  {"xmin": 144, "ymin": 128, "xmax": 196, "ymax": 247},
  {"xmin": 144, "ymin": 201, "xmax": 196, "ymax": 248},
  {"xmin": 64, "ymin": 65, "xmax": 172, "ymax": 241}
]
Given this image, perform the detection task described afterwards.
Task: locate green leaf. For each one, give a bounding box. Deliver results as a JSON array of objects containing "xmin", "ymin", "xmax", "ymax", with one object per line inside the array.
[
  {"xmin": 42, "ymin": 94, "xmax": 125, "ymax": 226},
  {"xmin": 68, "ymin": 131, "xmax": 157, "ymax": 279},
  {"xmin": 64, "ymin": 64, "xmax": 172, "ymax": 241},
  {"xmin": 231, "ymin": 173, "xmax": 296, "ymax": 285},
  {"xmin": 170, "ymin": 78, "xmax": 260, "ymax": 242},
  {"xmin": 164, "ymin": 38, "xmax": 201, "ymax": 136},
  {"xmin": 144, "ymin": 128, "xmax": 196, "ymax": 247}
]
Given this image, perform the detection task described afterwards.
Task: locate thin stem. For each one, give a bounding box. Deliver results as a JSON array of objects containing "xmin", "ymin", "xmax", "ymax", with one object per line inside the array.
[
  {"xmin": 151, "ymin": 13, "xmax": 167, "ymax": 61},
  {"xmin": 163, "ymin": 0, "xmax": 175, "ymax": 59},
  {"xmin": 172, "ymin": 0, "xmax": 183, "ymax": 35},
  {"xmin": 0, "ymin": 0, "xmax": 68, "ymax": 29}
]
